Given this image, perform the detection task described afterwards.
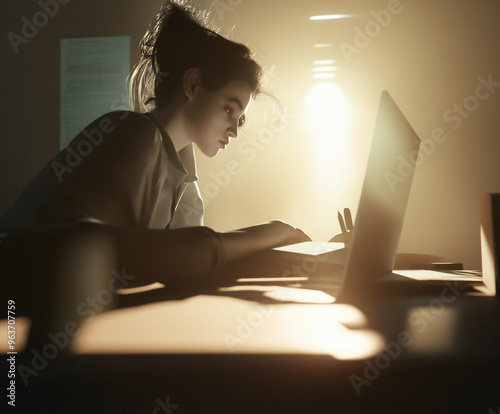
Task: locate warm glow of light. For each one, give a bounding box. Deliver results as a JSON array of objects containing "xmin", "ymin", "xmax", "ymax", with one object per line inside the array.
[
  {"xmin": 305, "ymin": 82, "xmax": 349, "ymax": 140},
  {"xmin": 312, "ymin": 66, "xmax": 336, "ymax": 72},
  {"xmin": 312, "ymin": 73, "xmax": 336, "ymax": 79},
  {"xmin": 264, "ymin": 288, "xmax": 335, "ymax": 304},
  {"xmin": 313, "ymin": 43, "xmax": 333, "ymax": 48},
  {"xmin": 309, "ymin": 318, "xmax": 385, "ymax": 360},
  {"xmin": 219, "ymin": 285, "xmax": 335, "ymax": 304},
  {"xmin": 310, "ymin": 14, "xmax": 351, "ymax": 20},
  {"xmin": 304, "ymin": 82, "xmax": 352, "ymax": 235},
  {"xmin": 236, "ymin": 277, "xmax": 307, "ymax": 283},
  {"xmin": 71, "ymin": 287, "xmax": 384, "ymax": 360},
  {"xmin": 0, "ymin": 317, "xmax": 31, "ymax": 353},
  {"xmin": 292, "ymin": 304, "xmax": 385, "ymax": 360},
  {"xmin": 314, "ymin": 59, "xmax": 335, "ymax": 65},
  {"xmin": 118, "ymin": 282, "xmax": 165, "ymax": 294},
  {"xmin": 480, "ymin": 196, "xmax": 497, "ymax": 295}
]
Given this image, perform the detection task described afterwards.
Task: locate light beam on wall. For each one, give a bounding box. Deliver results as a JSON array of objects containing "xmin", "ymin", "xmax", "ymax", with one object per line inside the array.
[
  {"xmin": 310, "ymin": 14, "xmax": 352, "ymax": 20},
  {"xmin": 305, "ymin": 81, "xmax": 349, "ymax": 145},
  {"xmin": 304, "ymin": 82, "xmax": 352, "ymax": 232}
]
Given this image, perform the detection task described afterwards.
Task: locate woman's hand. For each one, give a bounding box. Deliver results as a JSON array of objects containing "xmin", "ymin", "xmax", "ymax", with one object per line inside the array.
[
  {"xmin": 249, "ymin": 220, "xmax": 311, "ymax": 247},
  {"xmin": 218, "ymin": 220, "xmax": 311, "ymax": 262}
]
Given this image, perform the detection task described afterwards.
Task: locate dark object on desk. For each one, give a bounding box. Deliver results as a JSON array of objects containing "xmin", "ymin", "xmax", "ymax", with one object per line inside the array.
[
  {"xmin": 413, "ymin": 262, "xmax": 463, "ymax": 271},
  {"xmin": 480, "ymin": 193, "xmax": 500, "ymax": 296}
]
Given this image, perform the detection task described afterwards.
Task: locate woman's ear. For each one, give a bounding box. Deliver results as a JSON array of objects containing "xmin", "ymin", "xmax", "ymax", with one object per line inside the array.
[{"xmin": 183, "ymin": 68, "xmax": 203, "ymax": 99}]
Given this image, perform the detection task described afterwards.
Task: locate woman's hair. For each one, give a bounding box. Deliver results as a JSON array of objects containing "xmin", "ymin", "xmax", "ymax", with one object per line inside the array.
[{"xmin": 129, "ymin": 0, "xmax": 263, "ymax": 112}]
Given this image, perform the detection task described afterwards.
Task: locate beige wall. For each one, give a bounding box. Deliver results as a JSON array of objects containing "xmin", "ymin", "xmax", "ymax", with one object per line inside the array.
[{"xmin": 2, "ymin": 0, "xmax": 499, "ymax": 269}]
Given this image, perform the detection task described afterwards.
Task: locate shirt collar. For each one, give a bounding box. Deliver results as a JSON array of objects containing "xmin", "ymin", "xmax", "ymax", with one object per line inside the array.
[
  {"xmin": 144, "ymin": 113, "xmax": 198, "ymax": 182},
  {"xmin": 178, "ymin": 143, "xmax": 199, "ymax": 182}
]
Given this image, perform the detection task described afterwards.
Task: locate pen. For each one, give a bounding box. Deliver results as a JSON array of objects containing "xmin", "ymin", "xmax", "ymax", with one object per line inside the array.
[
  {"xmin": 344, "ymin": 208, "xmax": 353, "ymax": 231},
  {"xmin": 338, "ymin": 211, "xmax": 347, "ymax": 233}
]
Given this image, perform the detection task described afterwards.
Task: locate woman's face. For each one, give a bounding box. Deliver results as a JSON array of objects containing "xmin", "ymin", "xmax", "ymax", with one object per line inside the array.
[{"xmin": 184, "ymin": 79, "xmax": 252, "ymax": 157}]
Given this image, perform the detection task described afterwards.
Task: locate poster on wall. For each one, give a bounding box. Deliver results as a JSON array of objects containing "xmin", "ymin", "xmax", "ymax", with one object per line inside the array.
[{"xmin": 60, "ymin": 36, "xmax": 130, "ymax": 149}]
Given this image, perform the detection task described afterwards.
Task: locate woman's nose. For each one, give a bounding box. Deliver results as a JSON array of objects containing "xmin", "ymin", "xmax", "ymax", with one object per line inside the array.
[{"xmin": 228, "ymin": 123, "xmax": 238, "ymax": 139}]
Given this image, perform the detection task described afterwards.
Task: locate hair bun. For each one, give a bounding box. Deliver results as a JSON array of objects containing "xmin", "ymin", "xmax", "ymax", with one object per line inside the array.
[{"xmin": 129, "ymin": 0, "xmax": 262, "ymax": 112}]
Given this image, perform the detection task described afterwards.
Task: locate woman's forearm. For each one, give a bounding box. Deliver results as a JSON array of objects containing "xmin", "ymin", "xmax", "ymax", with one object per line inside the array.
[{"xmin": 217, "ymin": 220, "xmax": 310, "ymax": 262}]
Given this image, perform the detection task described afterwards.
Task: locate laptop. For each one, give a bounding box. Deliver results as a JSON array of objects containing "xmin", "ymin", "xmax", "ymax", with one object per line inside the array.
[{"xmin": 269, "ymin": 91, "xmax": 484, "ymax": 302}]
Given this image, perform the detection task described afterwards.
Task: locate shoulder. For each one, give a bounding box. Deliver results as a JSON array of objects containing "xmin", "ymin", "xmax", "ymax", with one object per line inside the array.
[
  {"xmin": 88, "ymin": 111, "xmax": 158, "ymax": 136},
  {"xmin": 80, "ymin": 111, "xmax": 162, "ymax": 153},
  {"xmin": 61, "ymin": 111, "xmax": 165, "ymax": 175}
]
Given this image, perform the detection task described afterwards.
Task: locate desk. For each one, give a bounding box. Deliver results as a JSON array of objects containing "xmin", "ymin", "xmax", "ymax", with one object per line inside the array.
[{"xmin": 4, "ymin": 266, "xmax": 500, "ymax": 414}]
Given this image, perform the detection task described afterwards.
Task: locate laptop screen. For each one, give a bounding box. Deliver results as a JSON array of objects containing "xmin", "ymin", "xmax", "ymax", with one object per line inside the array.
[{"xmin": 339, "ymin": 91, "xmax": 421, "ymax": 302}]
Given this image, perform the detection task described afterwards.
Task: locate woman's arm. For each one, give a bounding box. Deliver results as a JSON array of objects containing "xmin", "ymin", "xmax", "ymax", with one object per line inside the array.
[
  {"xmin": 71, "ymin": 219, "xmax": 309, "ymax": 287},
  {"xmin": 217, "ymin": 220, "xmax": 311, "ymax": 262}
]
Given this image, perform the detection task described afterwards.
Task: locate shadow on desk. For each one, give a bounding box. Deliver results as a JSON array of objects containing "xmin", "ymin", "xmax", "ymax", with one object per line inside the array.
[
  {"xmin": 114, "ymin": 249, "xmax": 342, "ymax": 310},
  {"xmin": 4, "ymin": 266, "xmax": 500, "ymax": 412}
]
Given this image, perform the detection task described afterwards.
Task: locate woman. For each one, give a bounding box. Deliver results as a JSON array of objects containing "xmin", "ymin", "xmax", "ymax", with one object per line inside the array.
[{"xmin": 0, "ymin": 1, "xmax": 309, "ymax": 292}]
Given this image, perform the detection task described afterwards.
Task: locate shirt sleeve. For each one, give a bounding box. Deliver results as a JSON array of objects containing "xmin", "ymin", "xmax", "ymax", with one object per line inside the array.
[{"xmin": 118, "ymin": 225, "xmax": 225, "ymax": 282}]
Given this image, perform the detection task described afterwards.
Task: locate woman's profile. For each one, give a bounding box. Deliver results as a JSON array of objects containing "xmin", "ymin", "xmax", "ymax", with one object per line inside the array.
[{"xmin": 0, "ymin": 0, "xmax": 309, "ymax": 300}]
